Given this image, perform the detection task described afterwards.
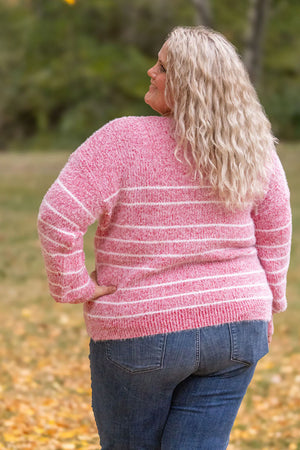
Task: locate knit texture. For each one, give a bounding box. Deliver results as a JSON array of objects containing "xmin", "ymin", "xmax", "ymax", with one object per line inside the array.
[{"xmin": 38, "ymin": 116, "xmax": 292, "ymax": 340}]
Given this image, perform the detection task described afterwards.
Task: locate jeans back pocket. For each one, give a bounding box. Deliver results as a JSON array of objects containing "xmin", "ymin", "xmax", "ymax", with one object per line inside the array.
[
  {"xmin": 105, "ymin": 334, "xmax": 167, "ymax": 373},
  {"xmin": 229, "ymin": 321, "xmax": 269, "ymax": 367}
]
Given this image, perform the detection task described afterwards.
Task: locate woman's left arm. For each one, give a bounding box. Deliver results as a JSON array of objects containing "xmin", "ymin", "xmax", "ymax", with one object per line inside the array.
[{"xmin": 251, "ymin": 152, "xmax": 292, "ymax": 341}]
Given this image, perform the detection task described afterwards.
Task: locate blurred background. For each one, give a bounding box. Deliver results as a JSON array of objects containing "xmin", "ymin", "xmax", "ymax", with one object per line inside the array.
[
  {"xmin": 0, "ymin": 0, "xmax": 299, "ymax": 151},
  {"xmin": 0, "ymin": 0, "xmax": 299, "ymax": 449}
]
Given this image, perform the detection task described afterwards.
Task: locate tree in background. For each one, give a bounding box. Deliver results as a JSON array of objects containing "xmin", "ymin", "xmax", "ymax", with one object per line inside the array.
[
  {"xmin": 243, "ymin": 0, "xmax": 271, "ymax": 85},
  {"xmin": 192, "ymin": 0, "xmax": 271, "ymax": 86},
  {"xmin": 0, "ymin": 0, "xmax": 299, "ymax": 150},
  {"xmin": 192, "ymin": 0, "xmax": 213, "ymax": 27},
  {"xmin": 191, "ymin": 0, "xmax": 300, "ymax": 141}
]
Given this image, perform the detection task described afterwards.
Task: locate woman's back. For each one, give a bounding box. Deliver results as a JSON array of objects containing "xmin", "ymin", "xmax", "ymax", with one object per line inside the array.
[{"xmin": 38, "ymin": 115, "xmax": 290, "ymax": 341}]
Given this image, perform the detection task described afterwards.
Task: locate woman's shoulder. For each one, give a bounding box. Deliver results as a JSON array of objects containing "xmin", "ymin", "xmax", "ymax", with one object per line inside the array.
[
  {"xmin": 102, "ymin": 115, "xmax": 172, "ymax": 133},
  {"xmin": 78, "ymin": 115, "xmax": 173, "ymax": 160}
]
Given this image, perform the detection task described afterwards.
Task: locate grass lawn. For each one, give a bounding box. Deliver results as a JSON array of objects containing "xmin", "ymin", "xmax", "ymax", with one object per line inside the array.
[{"xmin": 0, "ymin": 144, "xmax": 299, "ymax": 449}]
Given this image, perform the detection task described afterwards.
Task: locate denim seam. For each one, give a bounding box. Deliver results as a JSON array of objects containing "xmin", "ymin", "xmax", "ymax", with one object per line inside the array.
[
  {"xmin": 160, "ymin": 334, "xmax": 167, "ymax": 369},
  {"xmin": 105, "ymin": 335, "xmax": 167, "ymax": 374},
  {"xmin": 228, "ymin": 323, "xmax": 251, "ymax": 367},
  {"xmin": 105, "ymin": 354, "xmax": 165, "ymax": 374},
  {"xmin": 195, "ymin": 328, "xmax": 200, "ymax": 371}
]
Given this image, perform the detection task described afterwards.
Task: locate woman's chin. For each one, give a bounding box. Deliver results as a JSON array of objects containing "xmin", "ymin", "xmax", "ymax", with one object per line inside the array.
[
  {"xmin": 144, "ymin": 93, "xmax": 170, "ymax": 116},
  {"xmin": 144, "ymin": 91, "xmax": 151, "ymax": 105},
  {"xmin": 144, "ymin": 94, "xmax": 155, "ymax": 112}
]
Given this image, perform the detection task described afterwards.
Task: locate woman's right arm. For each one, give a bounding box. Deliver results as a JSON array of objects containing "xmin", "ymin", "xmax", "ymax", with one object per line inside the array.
[{"xmin": 38, "ymin": 120, "xmax": 123, "ymax": 304}]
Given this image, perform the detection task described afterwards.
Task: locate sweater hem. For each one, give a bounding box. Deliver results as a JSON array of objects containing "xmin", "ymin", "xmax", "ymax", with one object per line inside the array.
[{"xmin": 84, "ymin": 299, "xmax": 272, "ymax": 341}]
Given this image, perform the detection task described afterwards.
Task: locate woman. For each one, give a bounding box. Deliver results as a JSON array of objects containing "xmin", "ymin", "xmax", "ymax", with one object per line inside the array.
[{"xmin": 38, "ymin": 26, "xmax": 291, "ymax": 449}]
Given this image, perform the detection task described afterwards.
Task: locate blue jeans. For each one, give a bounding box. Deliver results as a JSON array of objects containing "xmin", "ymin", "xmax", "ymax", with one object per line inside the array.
[{"xmin": 89, "ymin": 321, "xmax": 268, "ymax": 450}]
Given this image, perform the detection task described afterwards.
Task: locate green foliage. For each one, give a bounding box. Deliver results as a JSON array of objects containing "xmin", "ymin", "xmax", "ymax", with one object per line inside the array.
[
  {"xmin": 0, "ymin": 0, "xmax": 299, "ymax": 149},
  {"xmin": 260, "ymin": 0, "xmax": 300, "ymax": 139}
]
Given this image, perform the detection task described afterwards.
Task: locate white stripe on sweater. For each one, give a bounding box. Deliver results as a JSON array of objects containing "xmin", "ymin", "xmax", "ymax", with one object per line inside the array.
[
  {"xmin": 104, "ymin": 190, "xmax": 120, "ymax": 202},
  {"xmin": 255, "ymin": 222, "xmax": 291, "ymax": 232},
  {"xmin": 49, "ymin": 277, "xmax": 90, "ymax": 292},
  {"xmin": 39, "ymin": 230, "xmax": 72, "ymax": 250},
  {"xmin": 64, "ymin": 279, "xmax": 92, "ymax": 295},
  {"xmin": 256, "ymin": 242, "xmax": 290, "ymax": 249},
  {"xmin": 259, "ymin": 255, "xmax": 289, "ymax": 262},
  {"xmin": 103, "ymin": 185, "xmax": 212, "ymax": 203},
  {"xmin": 38, "ymin": 217, "xmax": 78, "ymax": 237},
  {"xmin": 85, "ymin": 295, "xmax": 272, "ymax": 320},
  {"xmin": 118, "ymin": 270, "xmax": 264, "ymax": 292},
  {"xmin": 43, "ymin": 200, "xmax": 80, "ymax": 229},
  {"xmin": 49, "ymin": 280, "xmax": 64, "ymax": 288},
  {"xmin": 120, "ymin": 200, "xmax": 222, "ymax": 206},
  {"xmin": 94, "ymin": 283, "xmax": 266, "ymax": 305},
  {"xmin": 96, "ymin": 246, "xmax": 255, "ymax": 258},
  {"xmin": 110, "ymin": 222, "xmax": 253, "ymax": 230},
  {"xmin": 57, "ymin": 179, "xmax": 96, "ymax": 220},
  {"xmin": 267, "ymin": 264, "xmax": 290, "ymax": 275},
  {"xmin": 97, "ymin": 252, "xmax": 257, "ymax": 270},
  {"xmin": 46, "ymin": 266, "xmax": 85, "ymax": 276},
  {"xmin": 50, "ymin": 279, "xmax": 91, "ymax": 297},
  {"xmin": 121, "ymin": 185, "xmax": 211, "ymax": 191},
  {"xmin": 97, "ymin": 262, "xmax": 158, "ymax": 271},
  {"xmin": 42, "ymin": 248, "xmax": 83, "ymax": 258},
  {"xmin": 269, "ymin": 280, "xmax": 286, "ymax": 286},
  {"xmin": 95, "ymin": 235, "xmax": 254, "ymax": 244}
]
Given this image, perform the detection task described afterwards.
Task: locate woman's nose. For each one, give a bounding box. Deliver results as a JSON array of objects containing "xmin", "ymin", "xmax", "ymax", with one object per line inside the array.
[{"xmin": 147, "ymin": 65, "xmax": 156, "ymax": 78}]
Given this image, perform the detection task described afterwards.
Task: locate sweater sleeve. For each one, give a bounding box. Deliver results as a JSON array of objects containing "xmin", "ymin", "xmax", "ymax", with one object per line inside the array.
[
  {"xmin": 251, "ymin": 151, "xmax": 292, "ymax": 316},
  {"xmin": 37, "ymin": 119, "xmax": 125, "ymax": 304}
]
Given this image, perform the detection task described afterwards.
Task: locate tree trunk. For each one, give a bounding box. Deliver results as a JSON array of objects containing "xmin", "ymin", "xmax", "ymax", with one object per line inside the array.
[
  {"xmin": 191, "ymin": 0, "xmax": 213, "ymax": 27},
  {"xmin": 243, "ymin": 0, "xmax": 271, "ymax": 86}
]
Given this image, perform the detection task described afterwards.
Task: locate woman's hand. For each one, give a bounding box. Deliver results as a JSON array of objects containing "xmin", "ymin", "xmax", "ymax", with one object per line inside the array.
[
  {"xmin": 90, "ymin": 270, "xmax": 117, "ymax": 300},
  {"xmin": 268, "ymin": 319, "xmax": 273, "ymax": 345}
]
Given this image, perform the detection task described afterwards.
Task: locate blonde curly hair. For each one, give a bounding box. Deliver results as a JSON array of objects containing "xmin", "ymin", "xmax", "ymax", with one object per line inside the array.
[{"xmin": 165, "ymin": 26, "xmax": 276, "ymax": 210}]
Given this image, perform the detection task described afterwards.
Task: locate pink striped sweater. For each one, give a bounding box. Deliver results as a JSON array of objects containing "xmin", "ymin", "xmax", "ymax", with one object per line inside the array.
[{"xmin": 38, "ymin": 116, "xmax": 292, "ymax": 341}]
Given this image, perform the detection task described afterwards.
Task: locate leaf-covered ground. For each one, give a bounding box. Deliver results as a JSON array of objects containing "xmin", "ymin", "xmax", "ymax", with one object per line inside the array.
[{"xmin": 0, "ymin": 146, "xmax": 299, "ymax": 449}]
